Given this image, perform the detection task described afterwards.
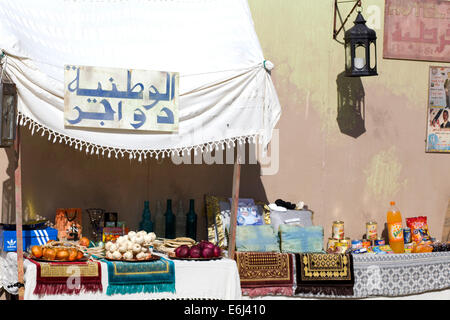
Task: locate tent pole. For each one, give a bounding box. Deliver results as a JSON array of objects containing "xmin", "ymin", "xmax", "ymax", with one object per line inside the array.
[
  {"xmin": 14, "ymin": 125, "xmax": 24, "ymax": 300},
  {"xmin": 228, "ymin": 158, "xmax": 241, "ymax": 260}
]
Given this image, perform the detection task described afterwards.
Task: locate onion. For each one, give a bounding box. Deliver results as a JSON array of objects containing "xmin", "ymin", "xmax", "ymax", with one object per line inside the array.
[
  {"xmin": 201, "ymin": 247, "xmax": 214, "ymax": 259},
  {"xmin": 176, "ymin": 245, "xmax": 190, "ymax": 258},
  {"xmin": 213, "ymin": 246, "xmax": 221, "ymax": 258},
  {"xmin": 204, "ymin": 242, "xmax": 215, "ymax": 250},
  {"xmin": 189, "ymin": 245, "xmax": 201, "ymax": 258}
]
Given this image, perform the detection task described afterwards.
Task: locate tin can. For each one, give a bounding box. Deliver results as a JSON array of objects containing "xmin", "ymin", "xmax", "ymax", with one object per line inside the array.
[
  {"xmin": 335, "ymin": 242, "xmax": 348, "ymax": 254},
  {"xmin": 403, "ymin": 227, "xmax": 411, "ymax": 244},
  {"xmin": 327, "ymin": 238, "xmax": 339, "ymax": 250},
  {"xmin": 340, "ymin": 237, "xmax": 351, "ymax": 247},
  {"xmin": 351, "ymin": 239, "xmax": 363, "ymax": 249},
  {"xmin": 332, "ymin": 221, "xmax": 345, "ymax": 240},
  {"xmin": 366, "ymin": 221, "xmax": 378, "ymax": 240},
  {"xmin": 362, "ymin": 239, "xmax": 371, "ymax": 248},
  {"xmin": 374, "ymin": 238, "xmax": 385, "ymax": 246}
]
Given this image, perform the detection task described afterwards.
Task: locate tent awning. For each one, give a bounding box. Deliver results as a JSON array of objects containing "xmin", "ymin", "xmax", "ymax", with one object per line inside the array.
[{"xmin": 0, "ymin": 0, "xmax": 281, "ymax": 160}]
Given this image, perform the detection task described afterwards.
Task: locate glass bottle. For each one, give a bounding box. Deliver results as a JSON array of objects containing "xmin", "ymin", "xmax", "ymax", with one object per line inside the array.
[
  {"xmin": 176, "ymin": 200, "xmax": 185, "ymax": 238},
  {"xmin": 186, "ymin": 199, "xmax": 197, "ymax": 240},
  {"xmin": 164, "ymin": 199, "xmax": 176, "ymax": 239},
  {"xmin": 155, "ymin": 200, "xmax": 164, "ymax": 237},
  {"xmin": 139, "ymin": 201, "xmax": 154, "ymax": 232}
]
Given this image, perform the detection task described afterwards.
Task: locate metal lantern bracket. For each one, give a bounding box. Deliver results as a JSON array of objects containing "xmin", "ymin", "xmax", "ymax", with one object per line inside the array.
[{"xmin": 333, "ymin": 0, "xmax": 362, "ymax": 40}]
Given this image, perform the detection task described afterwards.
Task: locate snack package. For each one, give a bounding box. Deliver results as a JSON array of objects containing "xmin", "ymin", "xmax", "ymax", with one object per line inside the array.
[
  {"xmin": 372, "ymin": 245, "xmax": 393, "ymax": 254},
  {"xmin": 406, "ymin": 216, "xmax": 431, "ymax": 243}
]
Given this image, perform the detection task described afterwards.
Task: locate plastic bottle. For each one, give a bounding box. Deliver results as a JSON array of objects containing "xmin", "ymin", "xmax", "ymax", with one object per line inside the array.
[{"xmin": 387, "ymin": 201, "xmax": 405, "ymax": 253}]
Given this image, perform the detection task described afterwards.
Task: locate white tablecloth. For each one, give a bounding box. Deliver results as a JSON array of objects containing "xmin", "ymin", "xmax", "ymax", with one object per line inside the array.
[{"xmin": 0, "ymin": 251, "xmax": 242, "ymax": 300}]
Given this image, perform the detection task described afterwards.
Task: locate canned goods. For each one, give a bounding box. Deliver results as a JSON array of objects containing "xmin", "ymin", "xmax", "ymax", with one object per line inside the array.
[
  {"xmin": 332, "ymin": 221, "xmax": 345, "ymax": 240},
  {"xmin": 403, "ymin": 227, "xmax": 411, "ymax": 244},
  {"xmin": 361, "ymin": 240, "xmax": 371, "ymax": 248},
  {"xmin": 374, "ymin": 238, "xmax": 385, "ymax": 246},
  {"xmin": 351, "ymin": 240, "xmax": 363, "ymax": 249},
  {"xmin": 366, "ymin": 221, "xmax": 378, "ymax": 240},
  {"xmin": 340, "ymin": 237, "xmax": 351, "ymax": 247},
  {"xmin": 335, "ymin": 242, "xmax": 348, "ymax": 254},
  {"xmin": 327, "ymin": 238, "xmax": 339, "ymax": 250}
]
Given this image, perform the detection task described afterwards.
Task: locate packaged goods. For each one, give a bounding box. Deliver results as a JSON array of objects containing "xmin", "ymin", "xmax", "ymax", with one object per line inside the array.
[
  {"xmin": 387, "ymin": 201, "xmax": 405, "ymax": 253},
  {"xmin": 406, "ymin": 216, "xmax": 431, "ymax": 243},
  {"xmin": 403, "ymin": 227, "xmax": 411, "ymax": 244},
  {"xmin": 351, "ymin": 240, "xmax": 362, "ymax": 250},
  {"xmin": 362, "ymin": 240, "xmax": 371, "ymax": 248},
  {"xmin": 366, "ymin": 221, "xmax": 377, "ymax": 240},
  {"xmin": 374, "ymin": 238, "xmax": 385, "ymax": 246},
  {"xmin": 352, "ymin": 247, "xmax": 367, "ymax": 254},
  {"xmin": 372, "ymin": 245, "xmax": 393, "ymax": 254},
  {"xmin": 332, "ymin": 221, "xmax": 344, "ymax": 240},
  {"xmin": 327, "ymin": 238, "xmax": 339, "ymax": 251}
]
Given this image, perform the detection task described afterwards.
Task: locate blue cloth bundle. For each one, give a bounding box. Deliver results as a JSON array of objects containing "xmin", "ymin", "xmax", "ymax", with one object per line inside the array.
[
  {"xmin": 236, "ymin": 225, "xmax": 280, "ymax": 252},
  {"xmin": 279, "ymin": 225, "xmax": 324, "ymax": 253}
]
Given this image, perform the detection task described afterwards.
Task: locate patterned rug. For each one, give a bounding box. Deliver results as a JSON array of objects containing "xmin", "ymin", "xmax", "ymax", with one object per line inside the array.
[
  {"xmin": 235, "ymin": 252, "xmax": 294, "ymax": 297},
  {"xmin": 103, "ymin": 256, "xmax": 175, "ymax": 296},
  {"xmin": 295, "ymin": 253, "xmax": 354, "ymax": 296},
  {"xmin": 27, "ymin": 258, "xmax": 102, "ymax": 296}
]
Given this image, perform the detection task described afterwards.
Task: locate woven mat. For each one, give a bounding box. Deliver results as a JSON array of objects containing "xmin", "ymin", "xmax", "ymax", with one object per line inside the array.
[
  {"xmin": 27, "ymin": 258, "xmax": 102, "ymax": 296},
  {"xmin": 235, "ymin": 252, "xmax": 294, "ymax": 296},
  {"xmin": 103, "ymin": 256, "xmax": 175, "ymax": 296},
  {"xmin": 295, "ymin": 253, "xmax": 354, "ymax": 296}
]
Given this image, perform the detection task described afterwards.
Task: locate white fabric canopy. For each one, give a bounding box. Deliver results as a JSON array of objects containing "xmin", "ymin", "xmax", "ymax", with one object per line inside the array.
[{"xmin": 0, "ymin": 0, "xmax": 281, "ymax": 160}]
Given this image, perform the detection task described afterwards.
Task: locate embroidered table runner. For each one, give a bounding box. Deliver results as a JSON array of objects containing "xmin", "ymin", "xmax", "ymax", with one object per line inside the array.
[
  {"xmin": 235, "ymin": 252, "xmax": 294, "ymax": 297},
  {"xmin": 295, "ymin": 253, "xmax": 354, "ymax": 296},
  {"xmin": 27, "ymin": 258, "xmax": 102, "ymax": 296},
  {"xmin": 103, "ymin": 256, "xmax": 175, "ymax": 296}
]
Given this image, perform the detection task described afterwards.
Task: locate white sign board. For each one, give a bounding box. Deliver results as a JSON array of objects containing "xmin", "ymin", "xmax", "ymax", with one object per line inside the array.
[{"xmin": 64, "ymin": 65, "xmax": 179, "ymax": 132}]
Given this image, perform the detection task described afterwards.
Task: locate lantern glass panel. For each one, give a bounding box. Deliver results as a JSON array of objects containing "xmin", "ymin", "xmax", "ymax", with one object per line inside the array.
[
  {"xmin": 354, "ymin": 44, "xmax": 366, "ymax": 70},
  {"xmin": 1, "ymin": 94, "xmax": 15, "ymax": 144},
  {"xmin": 369, "ymin": 42, "xmax": 376, "ymax": 70},
  {"xmin": 345, "ymin": 43, "xmax": 352, "ymax": 71}
]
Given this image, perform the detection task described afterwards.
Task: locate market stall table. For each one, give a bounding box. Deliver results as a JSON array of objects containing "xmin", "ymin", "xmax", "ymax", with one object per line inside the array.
[
  {"xmin": 239, "ymin": 251, "xmax": 450, "ymax": 300},
  {"xmin": 0, "ymin": 251, "xmax": 242, "ymax": 300}
]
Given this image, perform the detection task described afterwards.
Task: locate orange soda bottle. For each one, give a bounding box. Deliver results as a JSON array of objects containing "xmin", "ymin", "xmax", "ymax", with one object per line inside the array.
[{"xmin": 387, "ymin": 201, "xmax": 405, "ymax": 253}]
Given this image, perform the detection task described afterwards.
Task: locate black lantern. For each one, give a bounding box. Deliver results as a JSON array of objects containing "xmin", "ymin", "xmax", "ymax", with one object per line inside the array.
[
  {"xmin": 0, "ymin": 75, "xmax": 17, "ymax": 147},
  {"xmin": 344, "ymin": 11, "xmax": 377, "ymax": 77}
]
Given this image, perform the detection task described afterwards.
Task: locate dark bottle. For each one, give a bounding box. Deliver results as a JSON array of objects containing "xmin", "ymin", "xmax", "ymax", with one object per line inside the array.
[
  {"xmin": 139, "ymin": 201, "xmax": 154, "ymax": 232},
  {"xmin": 186, "ymin": 199, "xmax": 197, "ymax": 240},
  {"xmin": 164, "ymin": 199, "xmax": 176, "ymax": 239}
]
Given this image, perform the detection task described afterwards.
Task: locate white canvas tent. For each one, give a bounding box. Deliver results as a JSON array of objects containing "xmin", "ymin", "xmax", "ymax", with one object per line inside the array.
[{"xmin": 0, "ymin": 0, "xmax": 281, "ymax": 299}]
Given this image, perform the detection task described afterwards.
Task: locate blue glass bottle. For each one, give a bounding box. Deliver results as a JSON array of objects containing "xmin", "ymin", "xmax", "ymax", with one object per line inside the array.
[
  {"xmin": 164, "ymin": 199, "xmax": 176, "ymax": 239},
  {"xmin": 139, "ymin": 201, "xmax": 154, "ymax": 232},
  {"xmin": 186, "ymin": 199, "xmax": 197, "ymax": 240}
]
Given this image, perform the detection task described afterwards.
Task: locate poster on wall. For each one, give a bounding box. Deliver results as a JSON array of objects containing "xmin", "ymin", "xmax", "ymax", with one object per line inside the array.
[
  {"xmin": 426, "ymin": 66, "xmax": 450, "ymax": 153},
  {"xmin": 384, "ymin": 0, "xmax": 450, "ymax": 63},
  {"xmin": 64, "ymin": 65, "xmax": 179, "ymax": 132}
]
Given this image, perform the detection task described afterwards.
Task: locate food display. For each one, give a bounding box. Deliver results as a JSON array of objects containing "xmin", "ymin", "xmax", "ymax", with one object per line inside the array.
[
  {"xmin": 104, "ymin": 230, "xmax": 157, "ymax": 261},
  {"xmin": 153, "ymin": 237, "xmax": 197, "ymax": 255},
  {"xmin": 172, "ymin": 240, "xmax": 222, "ymax": 260},
  {"xmin": 406, "ymin": 216, "xmax": 431, "ymax": 243},
  {"xmin": 28, "ymin": 240, "xmax": 87, "ymax": 261}
]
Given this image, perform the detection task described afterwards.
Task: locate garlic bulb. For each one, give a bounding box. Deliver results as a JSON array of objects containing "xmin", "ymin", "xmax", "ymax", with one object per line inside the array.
[
  {"xmin": 137, "ymin": 230, "xmax": 147, "ymax": 237},
  {"xmin": 118, "ymin": 244, "xmax": 128, "ymax": 253},
  {"xmin": 117, "ymin": 236, "xmax": 127, "ymax": 245},
  {"xmin": 106, "ymin": 251, "xmax": 113, "ymax": 259},
  {"xmin": 123, "ymin": 251, "xmax": 133, "ymax": 260},
  {"xmin": 134, "ymin": 235, "xmax": 144, "ymax": 245},
  {"xmin": 141, "ymin": 246, "xmax": 148, "ymax": 253},
  {"xmin": 125, "ymin": 240, "xmax": 132, "ymax": 250},
  {"xmin": 127, "ymin": 231, "xmax": 137, "ymax": 239},
  {"xmin": 143, "ymin": 234, "xmax": 154, "ymax": 244},
  {"xmin": 112, "ymin": 251, "xmax": 122, "ymax": 260},
  {"xmin": 109, "ymin": 243, "xmax": 118, "ymax": 253},
  {"xmin": 136, "ymin": 252, "xmax": 146, "ymax": 260},
  {"xmin": 105, "ymin": 242, "xmax": 113, "ymax": 251},
  {"xmin": 132, "ymin": 243, "xmax": 142, "ymax": 254}
]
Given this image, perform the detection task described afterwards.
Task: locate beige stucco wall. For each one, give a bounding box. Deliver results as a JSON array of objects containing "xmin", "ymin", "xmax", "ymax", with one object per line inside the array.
[{"xmin": 0, "ymin": 0, "xmax": 449, "ymax": 244}]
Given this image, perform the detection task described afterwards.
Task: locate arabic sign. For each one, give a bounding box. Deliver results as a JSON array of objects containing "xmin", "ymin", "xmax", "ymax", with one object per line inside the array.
[
  {"xmin": 426, "ymin": 66, "xmax": 450, "ymax": 153},
  {"xmin": 384, "ymin": 0, "xmax": 450, "ymax": 62},
  {"xmin": 64, "ymin": 65, "xmax": 179, "ymax": 132}
]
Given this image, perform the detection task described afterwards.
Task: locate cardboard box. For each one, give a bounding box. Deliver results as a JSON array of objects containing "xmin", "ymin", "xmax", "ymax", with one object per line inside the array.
[{"xmin": 0, "ymin": 227, "xmax": 58, "ymax": 252}]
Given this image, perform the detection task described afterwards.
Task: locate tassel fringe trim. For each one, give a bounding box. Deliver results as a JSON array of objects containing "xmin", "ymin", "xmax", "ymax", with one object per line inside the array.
[{"xmin": 17, "ymin": 111, "xmax": 262, "ymax": 162}]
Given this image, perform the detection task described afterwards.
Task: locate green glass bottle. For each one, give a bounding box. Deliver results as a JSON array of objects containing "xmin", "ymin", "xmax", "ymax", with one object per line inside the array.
[
  {"xmin": 186, "ymin": 199, "xmax": 197, "ymax": 240},
  {"xmin": 139, "ymin": 201, "xmax": 154, "ymax": 232},
  {"xmin": 164, "ymin": 199, "xmax": 176, "ymax": 239}
]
